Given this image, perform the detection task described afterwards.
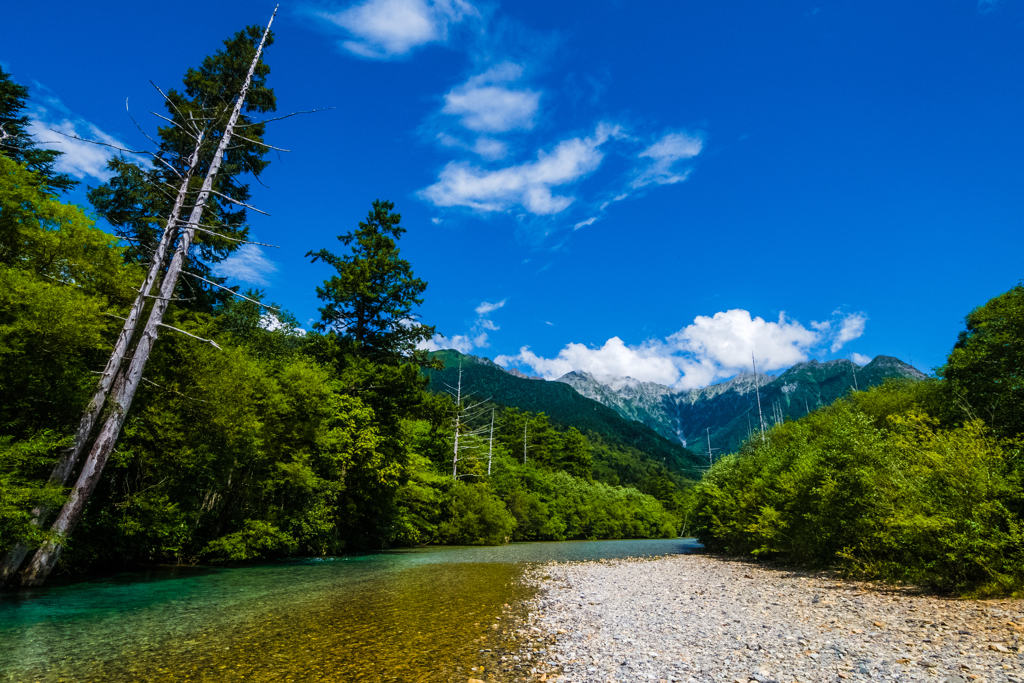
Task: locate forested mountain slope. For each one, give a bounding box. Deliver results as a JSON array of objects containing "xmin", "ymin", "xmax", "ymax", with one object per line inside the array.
[{"xmin": 423, "ymin": 350, "xmax": 705, "ymax": 476}]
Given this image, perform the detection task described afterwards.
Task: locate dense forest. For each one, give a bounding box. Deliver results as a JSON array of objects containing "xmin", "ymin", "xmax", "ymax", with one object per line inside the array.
[
  {"xmin": 0, "ymin": 31, "xmax": 679, "ymax": 586},
  {"xmin": 684, "ymin": 282, "xmax": 1024, "ymax": 595}
]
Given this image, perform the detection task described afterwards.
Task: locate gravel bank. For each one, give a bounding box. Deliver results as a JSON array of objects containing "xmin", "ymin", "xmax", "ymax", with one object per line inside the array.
[{"xmin": 516, "ymin": 554, "xmax": 1024, "ymax": 683}]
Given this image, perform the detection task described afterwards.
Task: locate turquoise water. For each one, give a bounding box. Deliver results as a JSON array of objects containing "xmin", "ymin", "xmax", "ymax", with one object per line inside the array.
[{"xmin": 0, "ymin": 538, "xmax": 699, "ymax": 682}]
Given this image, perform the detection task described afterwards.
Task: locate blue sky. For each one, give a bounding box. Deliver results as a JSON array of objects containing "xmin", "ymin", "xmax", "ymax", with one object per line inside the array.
[{"xmin": 4, "ymin": 0, "xmax": 1022, "ymax": 389}]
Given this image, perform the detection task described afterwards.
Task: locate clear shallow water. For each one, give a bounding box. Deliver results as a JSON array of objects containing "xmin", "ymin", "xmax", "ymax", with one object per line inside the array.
[{"xmin": 0, "ymin": 538, "xmax": 699, "ymax": 682}]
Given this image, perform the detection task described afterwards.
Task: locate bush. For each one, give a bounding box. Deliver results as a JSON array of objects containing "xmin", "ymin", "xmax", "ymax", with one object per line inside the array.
[
  {"xmin": 684, "ymin": 381, "xmax": 1024, "ymax": 595},
  {"xmin": 437, "ymin": 482, "xmax": 516, "ymax": 545}
]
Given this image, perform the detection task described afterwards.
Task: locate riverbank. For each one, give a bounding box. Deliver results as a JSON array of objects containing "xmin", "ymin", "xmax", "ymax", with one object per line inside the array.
[{"xmin": 518, "ymin": 554, "xmax": 1024, "ymax": 683}]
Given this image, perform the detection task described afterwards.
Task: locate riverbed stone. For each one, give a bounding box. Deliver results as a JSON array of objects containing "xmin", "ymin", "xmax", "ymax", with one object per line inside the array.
[{"xmin": 514, "ymin": 554, "xmax": 1024, "ymax": 683}]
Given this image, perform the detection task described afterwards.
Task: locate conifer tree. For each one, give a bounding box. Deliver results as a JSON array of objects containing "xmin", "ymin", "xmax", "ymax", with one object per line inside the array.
[
  {"xmin": 0, "ymin": 67, "xmax": 76, "ymax": 194},
  {"xmin": 307, "ymin": 200, "xmax": 435, "ymax": 364}
]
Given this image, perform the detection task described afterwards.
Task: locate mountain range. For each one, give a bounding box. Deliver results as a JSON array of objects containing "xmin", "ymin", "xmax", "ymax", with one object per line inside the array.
[{"xmin": 555, "ymin": 356, "xmax": 926, "ymax": 458}]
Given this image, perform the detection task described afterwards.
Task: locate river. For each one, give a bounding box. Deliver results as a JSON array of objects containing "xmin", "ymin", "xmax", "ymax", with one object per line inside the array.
[{"xmin": 0, "ymin": 538, "xmax": 699, "ymax": 682}]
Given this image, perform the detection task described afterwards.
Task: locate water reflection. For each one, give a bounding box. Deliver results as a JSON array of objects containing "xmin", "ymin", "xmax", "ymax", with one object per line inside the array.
[{"xmin": 0, "ymin": 538, "xmax": 699, "ymax": 682}]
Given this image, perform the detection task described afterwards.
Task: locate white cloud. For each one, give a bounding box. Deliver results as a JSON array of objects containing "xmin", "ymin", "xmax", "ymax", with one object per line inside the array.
[
  {"xmin": 442, "ymin": 62, "xmax": 540, "ymax": 133},
  {"xmin": 211, "ymin": 244, "xmax": 278, "ymax": 286},
  {"xmin": 260, "ymin": 314, "xmax": 307, "ymax": 336},
  {"xmin": 497, "ymin": 337, "xmax": 680, "ymax": 385},
  {"xmin": 472, "ymin": 137, "xmax": 509, "ymax": 160},
  {"xmin": 26, "ymin": 106, "xmax": 143, "ymax": 182},
  {"xmin": 421, "ymin": 123, "xmax": 621, "ymax": 214},
  {"xmin": 475, "ymin": 299, "xmax": 505, "ymax": 315},
  {"xmin": 500, "ymin": 308, "xmax": 870, "ymax": 390},
  {"xmin": 573, "ymin": 217, "xmax": 596, "ymax": 230},
  {"xmin": 319, "ymin": 0, "xmax": 478, "ymax": 59},
  {"xmin": 420, "ymin": 332, "xmax": 488, "ymax": 353},
  {"xmin": 850, "ymin": 352, "xmax": 872, "ymax": 365},
  {"xmin": 420, "ymin": 298, "xmax": 507, "ymax": 353},
  {"xmin": 830, "ymin": 312, "xmax": 867, "ymax": 352},
  {"xmin": 431, "ymin": 217, "xmax": 443, "ymax": 224},
  {"xmin": 632, "ymin": 131, "xmax": 703, "ymax": 188}
]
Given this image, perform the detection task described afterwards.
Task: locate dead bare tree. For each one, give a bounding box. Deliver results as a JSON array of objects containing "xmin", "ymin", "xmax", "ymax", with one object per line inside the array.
[
  {"xmin": 17, "ymin": 10, "xmax": 278, "ymax": 587},
  {"xmin": 752, "ymin": 352, "xmax": 766, "ymax": 443},
  {"xmin": 445, "ymin": 365, "xmax": 492, "ymax": 480}
]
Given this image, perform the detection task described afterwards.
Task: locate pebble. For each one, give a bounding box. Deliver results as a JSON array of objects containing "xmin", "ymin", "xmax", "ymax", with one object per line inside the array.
[{"xmin": 513, "ymin": 554, "xmax": 1024, "ymax": 683}]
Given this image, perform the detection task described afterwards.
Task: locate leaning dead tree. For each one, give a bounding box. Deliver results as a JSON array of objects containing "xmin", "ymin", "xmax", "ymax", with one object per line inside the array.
[{"xmin": 8, "ymin": 9, "xmax": 285, "ymax": 588}]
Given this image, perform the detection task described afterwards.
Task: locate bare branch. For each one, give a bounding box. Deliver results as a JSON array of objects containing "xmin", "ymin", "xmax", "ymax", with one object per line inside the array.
[
  {"xmin": 235, "ymin": 107, "xmax": 335, "ymax": 128},
  {"xmin": 182, "ymin": 271, "xmax": 279, "ymax": 310},
  {"xmin": 141, "ymin": 377, "xmax": 209, "ymax": 403},
  {"xmin": 231, "ymin": 132, "xmax": 291, "ymax": 152},
  {"xmin": 190, "ymin": 225, "xmax": 279, "ymax": 248},
  {"xmin": 47, "ymin": 129, "xmax": 152, "ymax": 156},
  {"xmin": 202, "ymin": 189, "xmax": 270, "ymax": 216},
  {"xmin": 157, "ymin": 322, "xmax": 222, "ymax": 350}
]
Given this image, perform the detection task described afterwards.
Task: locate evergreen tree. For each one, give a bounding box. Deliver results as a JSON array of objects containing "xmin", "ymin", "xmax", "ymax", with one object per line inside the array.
[
  {"xmin": 307, "ymin": 200, "xmax": 435, "ymax": 364},
  {"xmin": 0, "ymin": 67, "xmax": 75, "ymax": 194}
]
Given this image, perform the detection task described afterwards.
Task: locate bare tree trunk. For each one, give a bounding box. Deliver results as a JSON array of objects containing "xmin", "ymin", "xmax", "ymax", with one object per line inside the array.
[
  {"xmin": 452, "ymin": 366, "xmax": 462, "ymax": 479},
  {"xmin": 487, "ymin": 409, "xmax": 494, "ymax": 476},
  {"xmin": 0, "ymin": 129, "xmax": 206, "ymax": 587},
  {"xmin": 18, "ymin": 9, "xmax": 276, "ymax": 587},
  {"xmin": 752, "ymin": 352, "xmax": 766, "ymax": 443}
]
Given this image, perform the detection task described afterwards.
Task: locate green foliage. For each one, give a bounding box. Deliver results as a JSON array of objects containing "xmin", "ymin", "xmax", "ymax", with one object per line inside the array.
[
  {"xmin": 307, "ymin": 200, "xmax": 435, "ymax": 363},
  {"xmin": 0, "ymin": 67, "xmax": 75, "ymax": 194},
  {"xmin": 0, "ymin": 157, "xmax": 139, "ymax": 435},
  {"xmin": 0, "ymin": 433, "xmax": 69, "ymax": 548},
  {"xmin": 202, "ymin": 520, "xmax": 296, "ymax": 562},
  {"xmin": 941, "ymin": 283, "xmax": 1024, "ymax": 439},
  {"xmin": 437, "ymin": 482, "xmax": 516, "ymax": 545},
  {"xmin": 685, "ymin": 381, "xmax": 1024, "ymax": 595}
]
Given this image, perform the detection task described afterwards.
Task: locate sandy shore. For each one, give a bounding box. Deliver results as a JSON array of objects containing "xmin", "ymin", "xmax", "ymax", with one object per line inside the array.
[{"xmin": 511, "ymin": 554, "xmax": 1024, "ymax": 683}]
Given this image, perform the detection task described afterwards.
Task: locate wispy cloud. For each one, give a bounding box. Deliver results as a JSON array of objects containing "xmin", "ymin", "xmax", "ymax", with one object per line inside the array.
[
  {"xmin": 211, "ymin": 244, "xmax": 278, "ymax": 286},
  {"xmin": 25, "ymin": 95, "xmax": 144, "ymax": 182},
  {"xmin": 573, "ymin": 217, "xmax": 596, "ymax": 230},
  {"xmin": 442, "ymin": 62, "xmax": 540, "ymax": 133},
  {"xmin": 421, "ymin": 298, "xmax": 507, "ymax": 353},
  {"xmin": 421, "ymin": 122, "xmax": 622, "ymax": 214},
  {"xmin": 632, "ymin": 131, "xmax": 703, "ymax": 188},
  {"xmin": 496, "ymin": 308, "xmax": 869, "ymax": 390},
  {"xmin": 978, "ymin": 0, "xmax": 1001, "ymax": 13},
  {"xmin": 830, "ymin": 312, "xmax": 867, "ymax": 352},
  {"xmin": 475, "ymin": 299, "xmax": 506, "ymax": 315},
  {"xmin": 317, "ymin": 0, "xmax": 479, "ymax": 58}
]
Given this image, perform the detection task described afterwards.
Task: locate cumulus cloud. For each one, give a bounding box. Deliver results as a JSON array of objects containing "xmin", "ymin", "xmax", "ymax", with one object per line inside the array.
[
  {"xmin": 497, "ymin": 337, "xmax": 680, "ymax": 386},
  {"xmin": 498, "ymin": 308, "xmax": 870, "ymax": 390},
  {"xmin": 632, "ymin": 131, "xmax": 703, "ymax": 188},
  {"xmin": 443, "ymin": 63, "xmax": 540, "ymax": 133},
  {"xmin": 211, "ymin": 244, "xmax": 278, "ymax": 286},
  {"xmin": 421, "ymin": 123, "xmax": 622, "ymax": 214},
  {"xmin": 850, "ymin": 352, "xmax": 873, "ymax": 365},
  {"xmin": 319, "ymin": 0, "xmax": 478, "ymax": 58}
]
